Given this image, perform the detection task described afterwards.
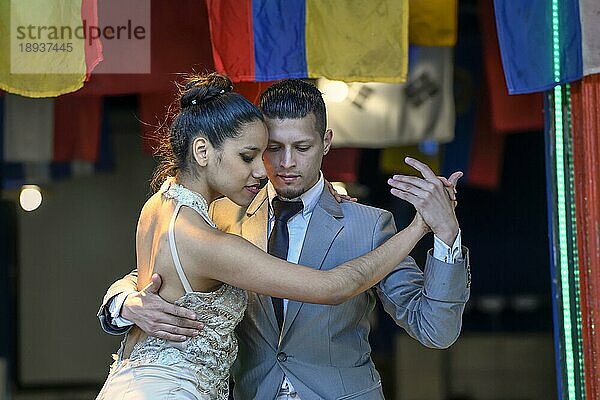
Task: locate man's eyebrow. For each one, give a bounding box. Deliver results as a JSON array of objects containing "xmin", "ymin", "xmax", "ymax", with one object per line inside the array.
[
  {"xmin": 241, "ymin": 146, "xmax": 261, "ymax": 151},
  {"xmin": 267, "ymin": 139, "xmax": 313, "ymax": 145}
]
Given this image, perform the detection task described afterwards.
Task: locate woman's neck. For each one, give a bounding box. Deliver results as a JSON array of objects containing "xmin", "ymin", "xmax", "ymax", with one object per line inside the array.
[{"xmin": 175, "ymin": 173, "xmax": 219, "ymax": 204}]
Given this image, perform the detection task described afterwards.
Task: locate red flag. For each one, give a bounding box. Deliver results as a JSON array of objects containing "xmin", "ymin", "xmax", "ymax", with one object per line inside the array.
[
  {"xmin": 480, "ymin": 0, "xmax": 543, "ymax": 134},
  {"xmin": 54, "ymin": 95, "xmax": 102, "ymax": 162},
  {"xmin": 79, "ymin": 0, "xmax": 214, "ymax": 96}
]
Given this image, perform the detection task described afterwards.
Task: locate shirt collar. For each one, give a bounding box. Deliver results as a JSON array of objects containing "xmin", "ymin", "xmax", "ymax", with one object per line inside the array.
[{"xmin": 267, "ymin": 171, "xmax": 324, "ymax": 218}]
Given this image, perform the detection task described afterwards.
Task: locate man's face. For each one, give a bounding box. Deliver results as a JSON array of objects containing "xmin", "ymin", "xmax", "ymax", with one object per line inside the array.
[{"xmin": 263, "ymin": 114, "xmax": 332, "ymax": 199}]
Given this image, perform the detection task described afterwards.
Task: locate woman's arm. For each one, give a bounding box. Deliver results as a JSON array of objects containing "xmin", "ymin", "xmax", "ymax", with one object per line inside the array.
[{"xmin": 179, "ymin": 211, "xmax": 429, "ymax": 305}]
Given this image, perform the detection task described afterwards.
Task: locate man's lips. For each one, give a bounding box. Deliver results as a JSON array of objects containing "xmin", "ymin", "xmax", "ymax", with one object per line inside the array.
[{"xmin": 277, "ymin": 174, "xmax": 300, "ymax": 183}]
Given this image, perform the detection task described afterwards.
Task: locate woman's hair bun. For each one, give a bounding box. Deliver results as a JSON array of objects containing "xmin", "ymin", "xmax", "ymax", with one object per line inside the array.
[{"xmin": 179, "ymin": 73, "xmax": 234, "ymax": 109}]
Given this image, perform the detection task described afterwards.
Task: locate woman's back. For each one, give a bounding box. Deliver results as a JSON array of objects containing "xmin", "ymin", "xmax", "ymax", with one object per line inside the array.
[{"xmin": 102, "ymin": 178, "xmax": 247, "ymax": 400}]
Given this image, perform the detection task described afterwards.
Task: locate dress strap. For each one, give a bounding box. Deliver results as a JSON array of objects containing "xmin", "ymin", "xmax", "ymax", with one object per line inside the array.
[{"xmin": 168, "ymin": 202, "xmax": 194, "ymax": 293}]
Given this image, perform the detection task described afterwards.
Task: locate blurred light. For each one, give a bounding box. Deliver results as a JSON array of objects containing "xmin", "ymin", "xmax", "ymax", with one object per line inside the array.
[
  {"xmin": 20, "ymin": 185, "xmax": 42, "ymax": 212},
  {"xmin": 321, "ymin": 79, "xmax": 349, "ymax": 103},
  {"xmin": 331, "ymin": 182, "xmax": 348, "ymax": 196}
]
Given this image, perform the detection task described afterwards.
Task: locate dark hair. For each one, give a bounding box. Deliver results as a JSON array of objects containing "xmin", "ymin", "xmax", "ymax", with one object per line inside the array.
[
  {"xmin": 258, "ymin": 79, "xmax": 326, "ymax": 137},
  {"xmin": 151, "ymin": 73, "xmax": 264, "ymax": 191}
]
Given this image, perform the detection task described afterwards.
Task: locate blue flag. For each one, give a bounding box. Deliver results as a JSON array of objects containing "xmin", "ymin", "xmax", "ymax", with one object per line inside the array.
[{"xmin": 494, "ymin": 0, "xmax": 583, "ymax": 94}]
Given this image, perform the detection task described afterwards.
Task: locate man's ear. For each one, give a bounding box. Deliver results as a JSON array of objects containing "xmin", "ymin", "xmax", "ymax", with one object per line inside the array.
[
  {"xmin": 192, "ymin": 137, "xmax": 209, "ymax": 167},
  {"xmin": 323, "ymin": 129, "xmax": 334, "ymax": 156}
]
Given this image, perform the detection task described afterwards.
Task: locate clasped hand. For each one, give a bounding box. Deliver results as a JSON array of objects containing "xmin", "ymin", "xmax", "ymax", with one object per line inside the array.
[{"xmin": 387, "ymin": 157, "xmax": 462, "ymax": 246}]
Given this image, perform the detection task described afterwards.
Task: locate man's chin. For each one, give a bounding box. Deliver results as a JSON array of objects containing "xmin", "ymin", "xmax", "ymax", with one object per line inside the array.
[{"xmin": 273, "ymin": 185, "xmax": 305, "ymax": 200}]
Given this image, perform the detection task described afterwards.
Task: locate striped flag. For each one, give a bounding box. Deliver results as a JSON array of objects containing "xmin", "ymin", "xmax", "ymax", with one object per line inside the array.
[
  {"xmin": 207, "ymin": 0, "xmax": 409, "ymax": 83},
  {"xmin": 494, "ymin": 0, "xmax": 600, "ymax": 94}
]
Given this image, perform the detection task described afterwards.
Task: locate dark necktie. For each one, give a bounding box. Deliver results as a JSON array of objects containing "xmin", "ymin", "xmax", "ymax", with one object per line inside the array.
[{"xmin": 268, "ymin": 197, "xmax": 303, "ymax": 329}]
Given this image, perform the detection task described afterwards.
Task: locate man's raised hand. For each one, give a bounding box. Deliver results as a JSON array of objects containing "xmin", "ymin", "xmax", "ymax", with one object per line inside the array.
[
  {"xmin": 121, "ymin": 273, "xmax": 204, "ymax": 342},
  {"xmin": 387, "ymin": 157, "xmax": 461, "ymax": 246}
]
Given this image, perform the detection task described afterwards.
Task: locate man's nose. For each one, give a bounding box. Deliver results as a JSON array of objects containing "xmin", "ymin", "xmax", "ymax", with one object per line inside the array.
[{"xmin": 281, "ymin": 148, "xmax": 295, "ymax": 168}]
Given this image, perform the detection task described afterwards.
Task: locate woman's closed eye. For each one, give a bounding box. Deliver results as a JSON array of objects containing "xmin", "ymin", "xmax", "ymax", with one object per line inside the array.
[{"xmin": 241, "ymin": 154, "xmax": 254, "ymax": 163}]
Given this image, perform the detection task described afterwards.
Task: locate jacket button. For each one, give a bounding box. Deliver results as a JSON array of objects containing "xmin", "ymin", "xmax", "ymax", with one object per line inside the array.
[{"xmin": 277, "ymin": 352, "xmax": 288, "ymax": 362}]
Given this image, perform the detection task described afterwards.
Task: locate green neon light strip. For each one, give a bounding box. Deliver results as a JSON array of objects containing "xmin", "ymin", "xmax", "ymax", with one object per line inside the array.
[
  {"xmin": 555, "ymin": 85, "xmax": 576, "ymax": 400},
  {"xmin": 565, "ymin": 84, "xmax": 585, "ymax": 395},
  {"xmin": 552, "ymin": 0, "xmax": 577, "ymax": 398}
]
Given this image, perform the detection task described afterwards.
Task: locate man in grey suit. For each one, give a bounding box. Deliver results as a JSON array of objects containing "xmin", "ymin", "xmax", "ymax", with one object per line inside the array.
[{"xmin": 98, "ymin": 79, "xmax": 470, "ymax": 399}]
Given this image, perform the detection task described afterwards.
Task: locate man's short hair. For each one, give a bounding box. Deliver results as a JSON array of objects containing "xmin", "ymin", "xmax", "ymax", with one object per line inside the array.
[{"xmin": 258, "ymin": 79, "xmax": 327, "ymax": 138}]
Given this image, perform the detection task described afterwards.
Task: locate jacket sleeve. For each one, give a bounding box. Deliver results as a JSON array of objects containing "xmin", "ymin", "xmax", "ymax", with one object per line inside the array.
[
  {"xmin": 373, "ymin": 212, "xmax": 471, "ymax": 349},
  {"xmin": 97, "ymin": 269, "xmax": 139, "ymax": 335}
]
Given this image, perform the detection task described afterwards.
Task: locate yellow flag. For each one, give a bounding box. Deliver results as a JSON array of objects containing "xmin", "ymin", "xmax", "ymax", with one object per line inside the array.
[
  {"xmin": 380, "ymin": 146, "xmax": 440, "ymax": 175},
  {"xmin": 409, "ymin": 0, "xmax": 458, "ymax": 46},
  {"xmin": 0, "ymin": 0, "xmax": 86, "ymax": 97},
  {"xmin": 306, "ymin": 0, "xmax": 409, "ymax": 83}
]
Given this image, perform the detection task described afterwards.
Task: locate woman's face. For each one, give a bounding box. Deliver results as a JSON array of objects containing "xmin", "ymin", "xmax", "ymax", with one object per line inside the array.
[{"xmin": 207, "ymin": 120, "xmax": 268, "ymax": 207}]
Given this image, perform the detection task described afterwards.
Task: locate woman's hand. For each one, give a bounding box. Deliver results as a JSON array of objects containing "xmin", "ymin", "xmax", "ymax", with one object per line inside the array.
[
  {"xmin": 438, "ymin": 171, "xmax": 462, "ymax": 208},
  {"xmin": 325, "ymin": 179, "xmax": 357, "ymax": 203}
]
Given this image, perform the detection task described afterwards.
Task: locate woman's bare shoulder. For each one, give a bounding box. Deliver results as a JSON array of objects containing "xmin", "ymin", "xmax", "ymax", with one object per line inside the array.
[
  {"xmin": 175, "ymin": 205, "xmax": 222, "ymax": 237},
  {"xmin": 137, "ymin": 192, "xmax": 163, "ymax": 229}
]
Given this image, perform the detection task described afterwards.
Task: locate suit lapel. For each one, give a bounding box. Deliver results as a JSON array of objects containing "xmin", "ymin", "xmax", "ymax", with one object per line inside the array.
[{"xmin": 282, "ymin": 190, "xmax": 344, "ymax": 338}]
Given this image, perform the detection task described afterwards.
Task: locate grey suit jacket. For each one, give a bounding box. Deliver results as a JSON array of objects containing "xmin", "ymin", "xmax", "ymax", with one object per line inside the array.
[{"xmin": 99, "ymin": 187, "xmax": 470, "ymax": 400}]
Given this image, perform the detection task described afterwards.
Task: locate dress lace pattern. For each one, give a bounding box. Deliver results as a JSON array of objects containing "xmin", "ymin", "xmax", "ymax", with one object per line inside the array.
[{"xmin": 123, "ymin": 178, "xmax": 247, "ymax": 400}]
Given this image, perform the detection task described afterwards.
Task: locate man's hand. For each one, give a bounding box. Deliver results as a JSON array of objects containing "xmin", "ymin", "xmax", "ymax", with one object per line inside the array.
[
  {"xmin": 387, "ymin": 157, "xmax": 461, "ymax": 246},
  {"xmin": 122, "ymin": 273, "xmax": 204, "ymax": 342}
]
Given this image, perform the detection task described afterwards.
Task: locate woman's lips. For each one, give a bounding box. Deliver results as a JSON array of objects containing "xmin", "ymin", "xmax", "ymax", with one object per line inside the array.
[{"xmin": 245, "ymin": 185, "xmax": 260, "ymax": 194}]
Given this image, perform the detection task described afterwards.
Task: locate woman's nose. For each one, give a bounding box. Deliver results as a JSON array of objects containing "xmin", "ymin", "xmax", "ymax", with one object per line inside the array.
[{"xmin": 253, "ymin": 160, "xmax": 267, "ymax": 179}]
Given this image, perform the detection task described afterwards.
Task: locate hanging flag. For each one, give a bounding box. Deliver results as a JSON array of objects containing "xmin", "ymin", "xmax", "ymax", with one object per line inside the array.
[
  {"xmin": 82, "ymin": 0, "xmax": 103, "ymax": 79},
  {"xmin": 54, "ymin": 94, "xmax": 102, "ymax": 162},
  {"xmin": 77, "ymin": 0, "xmax": 209, "ymax": 96},
  {"xmin": 1, "ymin": 97, "xmax": 112, "ymax": 189},
  {"xmin": 481, "ymin": 0, "xmax": 543, "ymax": 133},
  {"xmin": 3, "ymin": 94, "xmax": 54, "ymax": 162},
  {"xmin": 380, "ymin": 145, "xmax": 441, "ymax": 176},
  {"xmin": 0, "ymin": 0, "xmax": 91, "ymax": 97},
  {"xmin": 409, "ymin": 0, "xmax": 458, "ymax": 46},
  {"xmin": 467, "ymin": 91, "xmax": 505, "ymax": 190},
  {"xmin": 580, "ymin": 0, "xmax": 600, "ymax": 76},
  {"xmin": 3, "ymin": 92, "xmax": 102, "ymax": 163},
  {"xmin": 494, "ymin": 0, "xmax": 600, "ymax": 95},
  {"xmin": 207, "ymin": 0, "xmax": 409, "ymax": 83},
  {"xmin": 322, "ymin": 148, "xmax": 360, "ymax": 183},
  {"xmin": 323, "ymin": 46, "xmax": 454, "ymax": 148}
]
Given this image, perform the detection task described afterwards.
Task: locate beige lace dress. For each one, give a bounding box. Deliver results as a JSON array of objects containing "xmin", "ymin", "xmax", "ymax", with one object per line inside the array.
[{"xmin": 96, "ymin": 179, "xmax": 247, "ymax": 400}]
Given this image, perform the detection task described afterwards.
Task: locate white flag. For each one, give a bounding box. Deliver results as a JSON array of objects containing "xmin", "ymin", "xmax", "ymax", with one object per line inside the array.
[
  {"xmin": 3, "ymin": 94, "xmax": 54, "ymax": 162},
  {"xmin": 322, "ymin": 46, "xmax": 454, "ymax": 148}
]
